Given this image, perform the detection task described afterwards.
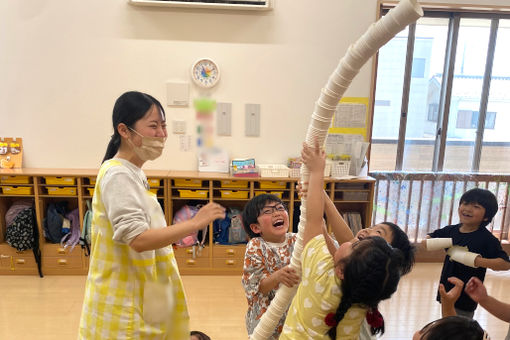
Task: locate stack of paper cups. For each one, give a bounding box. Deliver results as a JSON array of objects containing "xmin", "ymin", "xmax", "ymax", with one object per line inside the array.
[
  {"xmin": 426, "ymin": 238, "xmax": 453, "ymax": 251},
  {"xmin": 320, "ymin": 87, "xmax": 341, "ymax": 107}
]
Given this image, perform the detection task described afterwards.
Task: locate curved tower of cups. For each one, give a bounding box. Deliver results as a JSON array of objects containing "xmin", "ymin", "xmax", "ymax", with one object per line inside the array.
[{"xmin": 250, "ymin": 0, "xmax": 423, "ymax": 338}]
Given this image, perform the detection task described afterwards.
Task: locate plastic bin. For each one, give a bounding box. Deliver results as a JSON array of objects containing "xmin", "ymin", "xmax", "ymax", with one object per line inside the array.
[
  {"xmin": 220, "ymin": 190, "xmax": 249, "ymax": 199},
  {"xmin": 220, "ymin": 180, "xmax": 249, "ymax": 188},
  {"xmin": 87, "ymin": 177, "xmax": 97, "ymax": 185},
  {"xmin": 148, "ymin": 178, "xmax": 161, "ymax": 187},
  {"xmin": 44, "ymin": 176, "xmax": 76, "ymax": 185},
  {"xmin": 0, "ymin": 175, "xmax": 31, "ymax": 184},
  {"xmin": 258, "ymin": 164, "xmax": 290, "ymax": 178},
  {"xmin": 259, "ymin": 181, "xmax": 287, "ymax": 189},
  {"xmin": 342, "ymin": 191, "xmax": 369, "ymax": 201},
  {"xmin": 178, "ymin": 189, "xmax": 208, "ymax": 198},
  {"xmin": 149, "ymin": 188, "xmax": 159, "ymax": 195},
  {"xmin": 1, "ymin": 186, "xmax": 33, "ymax": 195},
  {"xmin": 46, "ymin": 187, "xmax": 77, "ymax": 196},
  {"xmin": 174, "ymin": 179, "xmax": 203, "ymax": 187},
  {"xmin": 87, "ymin": 188, "xmax": 95, "ymax": 196},
  {"xmin": 330, "ymin": 161, "xmax": 351, "ymax": 178}
]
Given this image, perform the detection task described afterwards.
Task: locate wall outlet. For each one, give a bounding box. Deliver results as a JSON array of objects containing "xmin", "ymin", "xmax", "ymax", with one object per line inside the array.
[
  {"xmin": 245, "ymin": 103, "xmax": 260, "ymax": 137},
  {"xmin": 217, "ymin": 102, "xmax": 232, "ymax": 136}
]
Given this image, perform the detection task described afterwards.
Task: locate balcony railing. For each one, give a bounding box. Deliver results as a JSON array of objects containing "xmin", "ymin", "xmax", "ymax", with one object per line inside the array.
[{"xmin": 369, "ymin": 171, "xmax": 510, "ymax": 243}]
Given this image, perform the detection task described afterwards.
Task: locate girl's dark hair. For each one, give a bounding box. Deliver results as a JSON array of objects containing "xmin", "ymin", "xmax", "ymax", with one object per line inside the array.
[
  {"xmin": 241, "ymin": 194, "xmax": 284, "ymax": 238},
  {"xmin": 327, "ymin": 236, "xmax": 403, "ymax": 339},
  {"xmin": 419, "ymin": 316, "xmax": 485, "ymax": 340},
  {"xmin": 459, "ymin": 188, "xmax": 498, "ymax": 227},
  {"xmin": 190, "ymin": 330, "xmax": 211, "ymax": 340},
  {"xmin": 102, "ymin": 91, "xmax": 165, "ymax": 164},
  {"xmin": 380, "ymin": 221, "xmax": 416, "ymax": 275}
]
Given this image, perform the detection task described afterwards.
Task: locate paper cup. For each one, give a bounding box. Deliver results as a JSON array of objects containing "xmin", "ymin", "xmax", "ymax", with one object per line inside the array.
[
  {"xmin": 314, "ymin": 101, "xmax": 336, "ymax": 117},
  {"xmin": 311, "ymin": 116, "xmax": 332, "ymax": 130},
  {"xmin": 326, "ymin": 76, "xmax": 349, "ymax": 95},
  {"xmin": 353, "ymin": 37, "xmax": 377, "ymax": 58},
  {"xmin": 387, "ymin": 0, "xmax": 423, "ymax": 28},
  {"xmin": 335, "ymin": 59, "xmax": 358, "ymax": 81},
  {"xmin": 320, "ymin": 88, "xmax": 340, "ymax": 106},
  {"xmin": 426, "ymin": 238, "xmax": 453, "ymax": 251},
  {"xmin": 344, "ymin": 45, "xmax": 366, "ymax": 70}
]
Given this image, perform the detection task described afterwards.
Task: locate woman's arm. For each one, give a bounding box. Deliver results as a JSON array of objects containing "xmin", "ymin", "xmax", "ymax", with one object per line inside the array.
[
  {"xmin": 129, "ymin": 202, "xmax": 225, "ymax": 252},
  {"xmin": 301, "ymin": 141, "xmax": 326, "ymax": 246}
]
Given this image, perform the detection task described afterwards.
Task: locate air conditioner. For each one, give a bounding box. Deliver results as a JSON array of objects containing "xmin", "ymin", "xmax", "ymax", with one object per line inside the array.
[{"xmin": 128, "ymin": 0, "xmax": 272, "ymax": 11}]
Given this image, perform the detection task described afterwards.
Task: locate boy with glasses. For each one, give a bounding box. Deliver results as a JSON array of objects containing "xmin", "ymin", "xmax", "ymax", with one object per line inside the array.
[{"xmin": 241, "ymin": 194, "xmax": 299, "ymax": 339}]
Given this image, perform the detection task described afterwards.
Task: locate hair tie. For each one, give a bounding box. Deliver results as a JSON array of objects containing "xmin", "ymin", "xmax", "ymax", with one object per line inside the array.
[
  {"xmin": 325, "ymin": 312, "xmax": 338, "ymax": 327},
  {"xmin": 366, "ymin": 308, "xmax": 384, "ymax": 329}
]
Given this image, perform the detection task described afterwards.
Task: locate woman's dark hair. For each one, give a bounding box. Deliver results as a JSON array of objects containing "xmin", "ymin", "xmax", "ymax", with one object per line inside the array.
[
  {"xmin": 102, "ymin": 91, "xmax": 165, "ymax": 164},
  {"xmin": 381, "ymin": 221, "xmax": 416, "ymax": 275},
  {"xmin": 190, "ymin": 330, "xmax": 211, "ymax": 340},
  {"xmin": 459, "ymin": 188, "xmax": 498, "ymax": 227},
  {"xmin": 241, "ymin": 194, "xmax": 285, "ymax": 238},
  {"xmin": 327, "ymin": 236, "xmax": 403, "ymax": 339},
  {"xmin": 419, "ymin": 316, "xmax": 485, "ymax": 340}
]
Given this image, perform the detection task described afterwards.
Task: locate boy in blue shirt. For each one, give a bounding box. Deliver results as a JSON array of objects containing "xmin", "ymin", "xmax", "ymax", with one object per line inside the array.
[{"xmin": 426, "ymin": 188, "xmax": 510, "ymax": 318}]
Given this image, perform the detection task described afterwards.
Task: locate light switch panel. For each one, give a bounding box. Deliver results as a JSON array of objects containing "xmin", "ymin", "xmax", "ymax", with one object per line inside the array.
[
  {"xmin": 245, "ymin": 103, "xmax": 260, "ymax": 137},
  {"xmin": 217, "ymin": 102, "xmax": 232, "ymax": 136}
]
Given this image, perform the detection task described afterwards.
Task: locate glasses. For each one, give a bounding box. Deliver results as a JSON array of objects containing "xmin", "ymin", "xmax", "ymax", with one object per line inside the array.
[{"xmin": 260, "ymin": 204, "xmax": 287, "ymax": 215}]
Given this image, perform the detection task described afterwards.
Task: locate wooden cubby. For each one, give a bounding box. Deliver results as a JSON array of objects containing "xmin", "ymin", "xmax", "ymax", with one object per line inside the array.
[{"xmin": 0, "ymin": 169, "xmax": 374, "ymax": 275}]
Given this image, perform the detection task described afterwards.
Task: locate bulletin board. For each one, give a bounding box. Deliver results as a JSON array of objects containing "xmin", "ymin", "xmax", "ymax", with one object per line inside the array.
[
  {"xmin": 0, "ymin": 137, "xmax": 23, "ymax": 169},
  {"xmin": 328, "ymin": 97, "xmax": 369, "ymax": 140}
]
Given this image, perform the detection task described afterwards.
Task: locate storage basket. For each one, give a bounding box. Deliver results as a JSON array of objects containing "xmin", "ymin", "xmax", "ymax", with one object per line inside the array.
[
  {"xmin": 220, "ymin": 180, "xmax": 249, "ymax": 188},
  {"xmin": 44, "ymin": 176, "xmax": 76, "ymax": 185},
  {"xmin": 259, "ymin": 181, "xmax": 287, "ymax": 189},
  {"xmin": 220, "ymin": 190, "xmax": 249, "ymax": 199},
  {"xmin": 149, "ymin": 188, "xmax": 159, "ymax": 195},
  {"xmin": 0, "ymin": 175, "xmax": 31, "ymax": 184},
  {"xmin": 289, "ymin": 168, "xmax": 300, "ymax": 178},
  {"xmin": 178, "ymin": 189, "xmax": 208, "ymax": 198},
  {"xmin": 1, "ymin": 186, "xmax": 33, "ymax": 195},
  {"xmin": 342, "ymin": 191, "xmax": 369, "ymax": 201},
  {"xmin": 148, "ymin": 178, "xmax": 161, "ymax": 187},
  {"xmin": 87, "ymin": 188, "xmax": 95, "ymax": 196},
  {"xmin": 258, "ymin": 164, "xmax": 290, "ymax": 178},
  {"xmin": 255, "ymin": 191, "xmax": 283, "ymax": 199},
  {"xmin": 47, "ymin": 187, "xmax": 77, "ymax": 196},
  {"xmin": 174, "ymin": 179, "xmax": 203, "ymax": 187},
  {"xmin": 330, "ymin": 161, "xmax": 351, "ymax": 178},
  {"xmin": 87, "ymin": 177, "xmax": 97, "ymax": 185}
]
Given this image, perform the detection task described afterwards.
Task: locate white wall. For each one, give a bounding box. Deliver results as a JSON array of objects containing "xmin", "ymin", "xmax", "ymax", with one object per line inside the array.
[{"xmin": 0, "ymin": 0, "xmax": 507, "ymax": 170}]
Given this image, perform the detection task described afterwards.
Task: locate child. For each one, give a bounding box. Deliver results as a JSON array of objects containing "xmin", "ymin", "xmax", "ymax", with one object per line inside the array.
[
  {"xmin": 190, "ymin": 330, "xmax": 211, "ymax": 340},
  {"xmin": 241, "ymin": 193, "xmax": 300, "ymax": 339},
  {"xmin": 426, "ymin": 188, "xmax": 510, "ymax": 318},
  {"xmin": 465, "ymin": 276, "xmax": 510, "ymax": 340},
  {"xmin": 280, "ymin": 142, "xmax": 404, "ymax": 339}
]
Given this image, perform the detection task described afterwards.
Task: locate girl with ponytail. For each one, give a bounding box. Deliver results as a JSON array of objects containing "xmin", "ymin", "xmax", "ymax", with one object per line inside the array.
[{"xmin": 280, "ymin": 141, "xmax": 403, "ymax": 339}]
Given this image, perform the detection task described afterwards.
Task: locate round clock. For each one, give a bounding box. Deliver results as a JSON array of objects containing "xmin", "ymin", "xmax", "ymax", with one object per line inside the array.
[{"xmin": 191, "ymin": 58, "xmax": 220, "ymax": 88}]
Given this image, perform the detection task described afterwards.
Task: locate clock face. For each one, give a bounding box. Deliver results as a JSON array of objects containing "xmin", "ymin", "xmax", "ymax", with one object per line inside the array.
[{"xmin": 191, "ymin": 58, "xmax": 220, "ymax": 88}]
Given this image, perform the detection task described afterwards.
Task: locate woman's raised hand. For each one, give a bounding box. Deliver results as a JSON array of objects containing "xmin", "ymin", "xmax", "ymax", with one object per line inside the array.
[{"xmin": 192, "ymin": 202, "xmax": 226, "ymax": 228}]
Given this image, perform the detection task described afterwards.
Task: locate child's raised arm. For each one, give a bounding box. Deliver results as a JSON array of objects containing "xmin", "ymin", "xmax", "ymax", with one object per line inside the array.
[{"xmin": 300, "ymin": 141, "xmax": 325, "ymax": 246}]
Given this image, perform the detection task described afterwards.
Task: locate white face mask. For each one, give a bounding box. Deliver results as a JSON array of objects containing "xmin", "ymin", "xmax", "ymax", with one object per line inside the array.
[{"xmin": 128, "ymin": 127, "xmax": 166, "ymax": 161}]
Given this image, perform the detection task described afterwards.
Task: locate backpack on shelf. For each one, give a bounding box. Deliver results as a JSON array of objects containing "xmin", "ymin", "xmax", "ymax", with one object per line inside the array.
[
  {"xmin": 5, "ymin": 204, "xmax": 43, "ymax": 277},
  {"xmin": 43, "ymin": 201, "xmax": 68, "ymax": 243},
  {"xmin": 80, "ymin": 200, "xmax": 92, "ymax": 256},
  {"xmin": 60, "ymin": 208, "xmax": 81, "ymax": 252},
  {"xmin": 213, "ymin": 210, "xmax": 231, "ymax": 245},
  {"xmin": 172, "ymin": 205, "xmax": 207, "ymax": 247},
  {"xmin": 228, "ymin": 210, "xmax": 248, "ymax": 244}
]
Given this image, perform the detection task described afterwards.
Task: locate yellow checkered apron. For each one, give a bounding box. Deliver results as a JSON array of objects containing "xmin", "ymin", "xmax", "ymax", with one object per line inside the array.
[{"xmin": 79, "ymin": 160, "xmax": 189, "ymax": 339}]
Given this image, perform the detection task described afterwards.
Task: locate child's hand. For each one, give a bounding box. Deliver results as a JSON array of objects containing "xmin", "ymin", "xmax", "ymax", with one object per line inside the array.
[
  {"xmin": 439, "ymin": 276, "xmax": 464, "ymax": 306},
  {"xmin": 465, "ymin": 277, "xmax": 488, "ymax": 303},
  {"xmin": 296, "ymin": 181, "xmax": 308, "ymax": 198},
  {"xmin": 276, "ymin": 265, "xmax": 300, "ymax": 288},
  {"xmin": 301, "ymin": 141, "xmax": 325, "ymax": 173}
]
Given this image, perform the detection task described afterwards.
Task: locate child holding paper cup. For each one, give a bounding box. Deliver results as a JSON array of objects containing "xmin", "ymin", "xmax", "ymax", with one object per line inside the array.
[{"xmin": 424, "ymin": 188, "xmax": 510, "ymax": 318}]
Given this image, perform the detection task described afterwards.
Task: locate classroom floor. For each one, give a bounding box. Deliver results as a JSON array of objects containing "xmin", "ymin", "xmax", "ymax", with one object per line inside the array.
[{"xmin": 0, "ymin": 263, "xmax": 508, "ymax": 340}]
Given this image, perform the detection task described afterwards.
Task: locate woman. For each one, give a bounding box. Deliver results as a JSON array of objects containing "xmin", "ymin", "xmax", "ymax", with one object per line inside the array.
[{"xmin": 79, "ymin": 91, "xmax": 225, "ymax": 339}]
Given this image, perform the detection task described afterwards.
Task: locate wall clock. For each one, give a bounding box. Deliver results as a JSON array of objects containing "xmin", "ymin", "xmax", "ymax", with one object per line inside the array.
[{"xmin": 191, "ymin": 58, "xmax": 220, "ymax": 88}]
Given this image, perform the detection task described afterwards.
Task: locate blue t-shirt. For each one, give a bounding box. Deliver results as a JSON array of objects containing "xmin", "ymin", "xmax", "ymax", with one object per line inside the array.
[{"xmin": 429, "ymin": 224, "xmax": 509, "ymax": 311}]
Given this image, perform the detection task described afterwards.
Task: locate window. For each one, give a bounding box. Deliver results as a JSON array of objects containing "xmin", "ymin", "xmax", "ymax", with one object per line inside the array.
[
  {"xmin": 370, "ymin": 9, "xmax": 510, "ymax": 174},
  {"xmin": 457, "ymin": 110, "xmax": 496, "ymax": 129},
  {"xmin": 375, "ymin": 100, "xmax": 391, "ymax": 106},
  {"xmin": 428, "ymin": 103, "xmax": 439, "ymax": 122}
]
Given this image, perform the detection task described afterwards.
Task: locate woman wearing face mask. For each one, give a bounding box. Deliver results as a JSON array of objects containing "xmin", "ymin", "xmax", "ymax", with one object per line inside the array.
[{"xmin": 79, "ymin": 91, "xmax": 226, "ymax": 339}]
